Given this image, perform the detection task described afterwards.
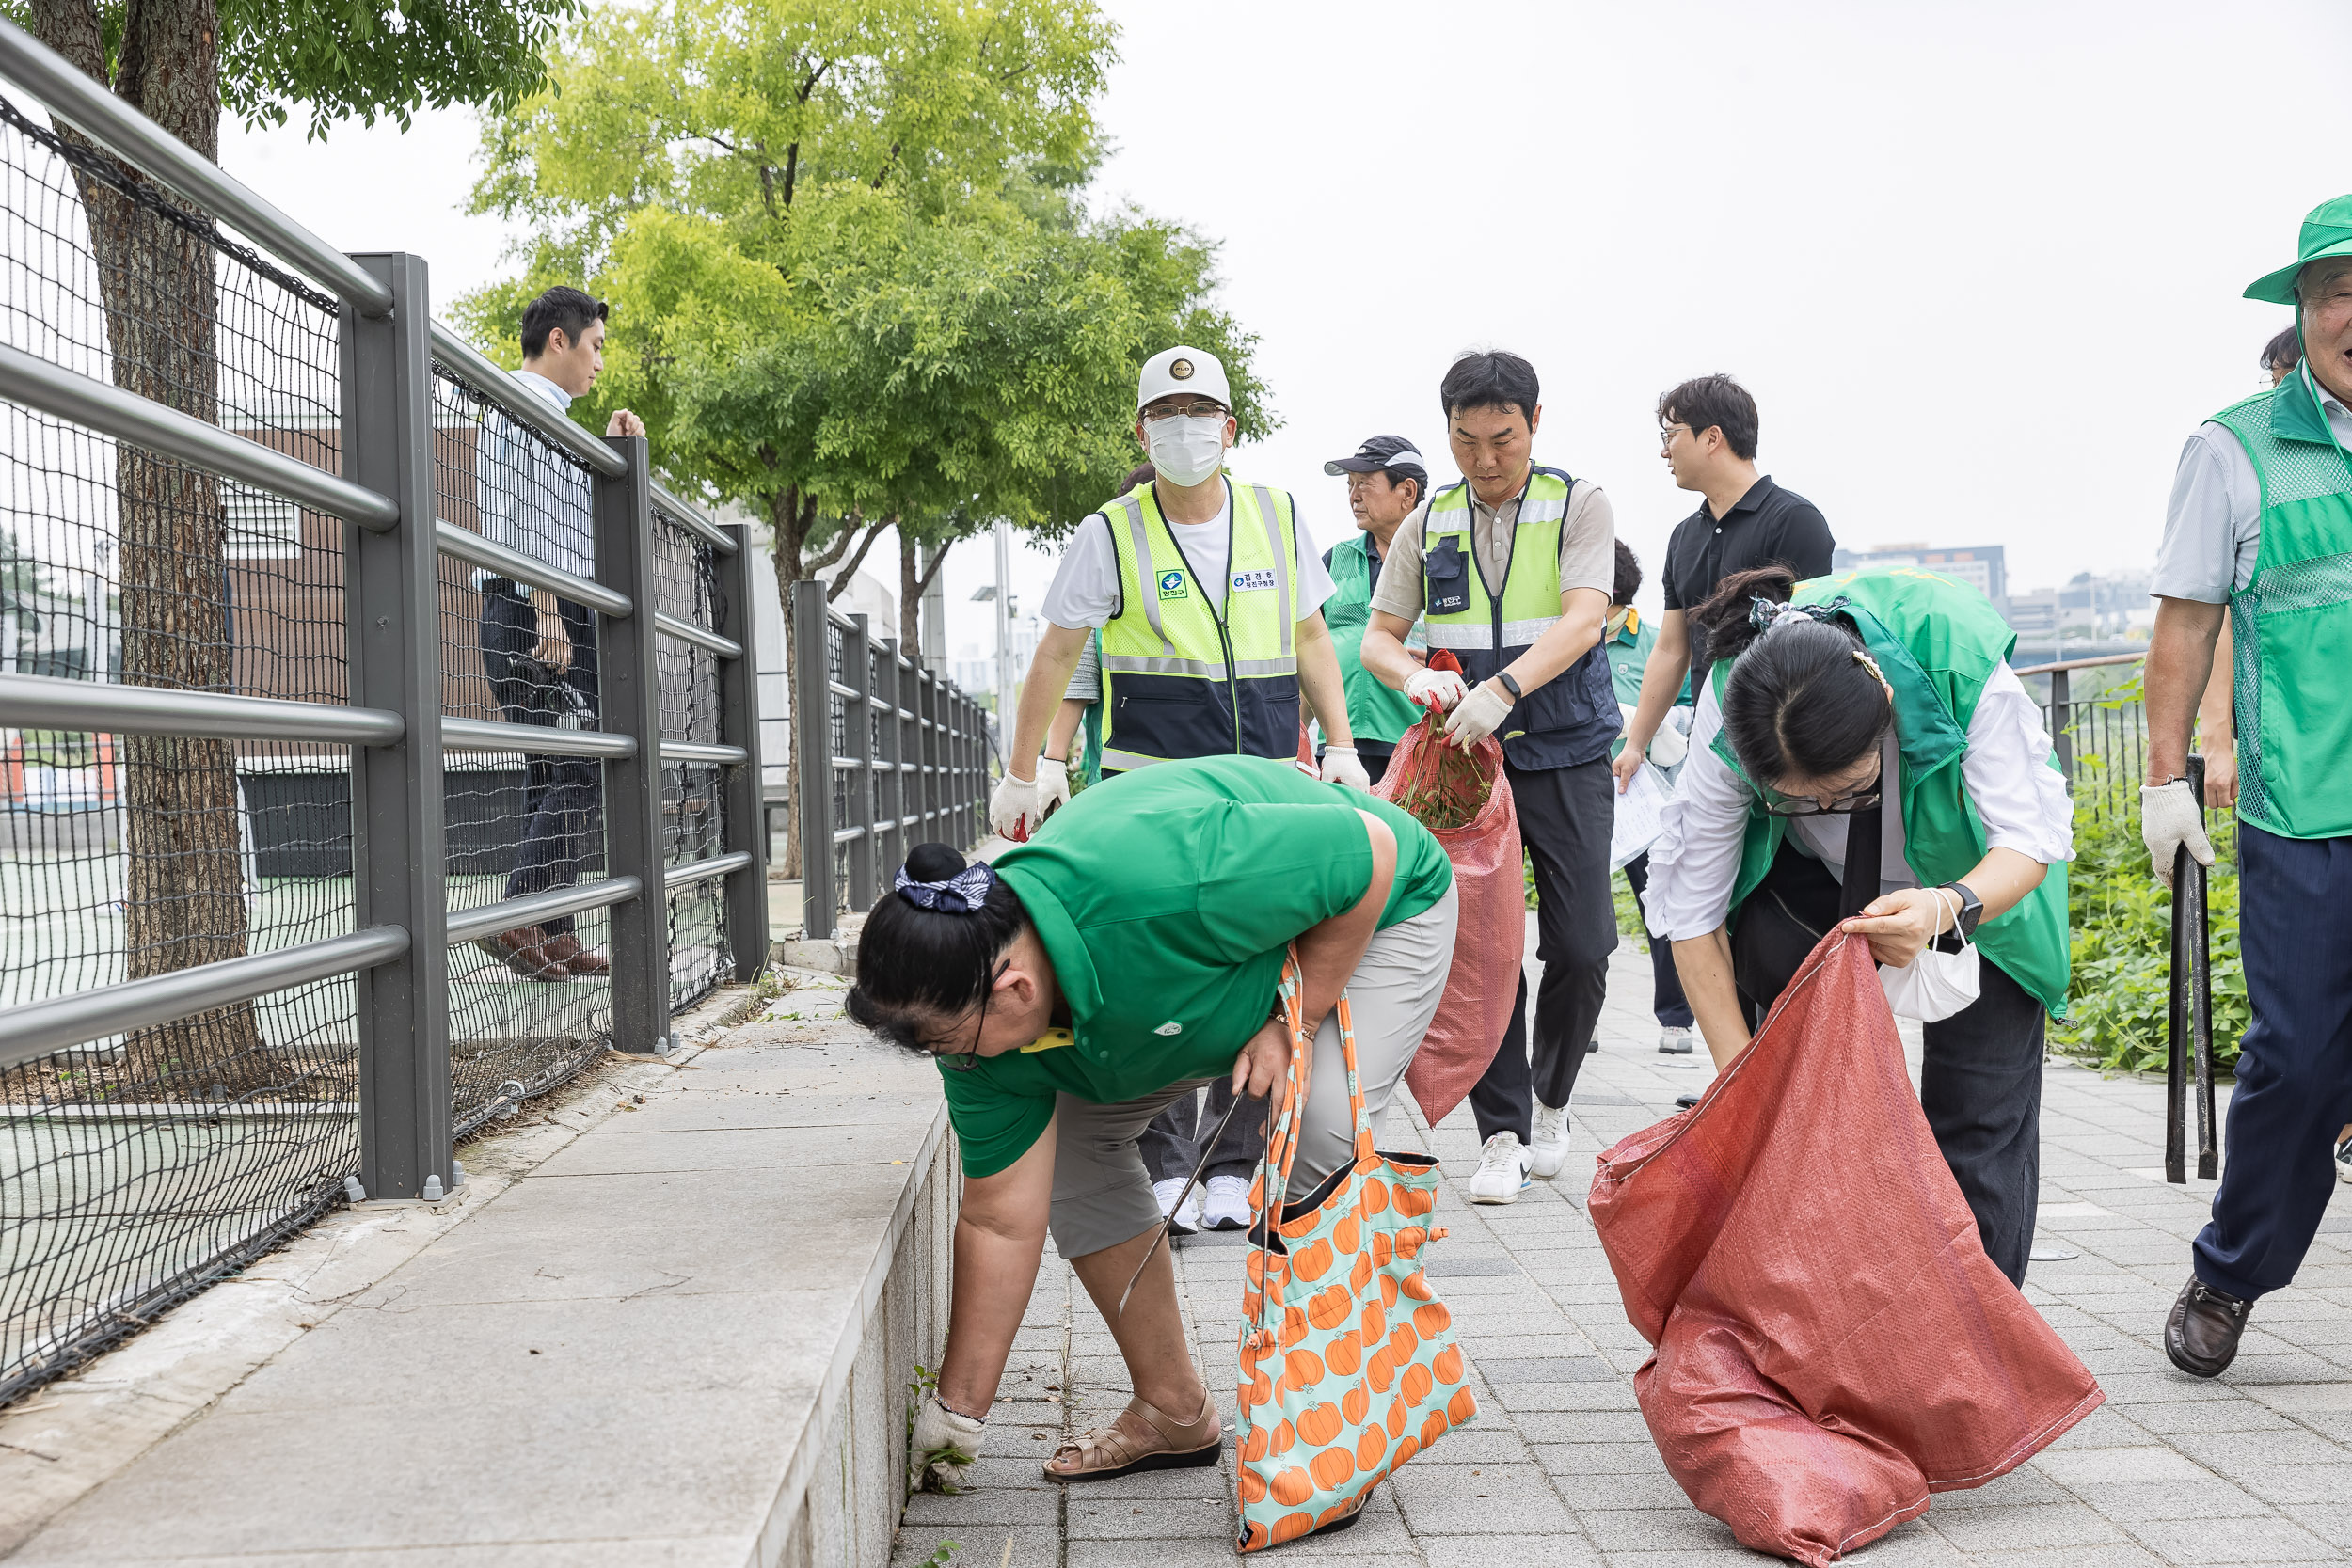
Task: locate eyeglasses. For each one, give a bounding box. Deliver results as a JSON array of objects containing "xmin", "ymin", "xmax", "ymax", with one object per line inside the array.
[
  {"xmin": 1658, "ymin": 424, "xmax": 1692, "ymax": 451},
  {"xmin": 1143, "ymin": 402, "xmax": 1230, "ymax": 423},
  {"xmin": 1760, "ymin": 786, "xmax": 1882, "ymax": 818},
  {"xmin": 930, "ymin": 959, "xmax": 1010, "ymax": 1068}
]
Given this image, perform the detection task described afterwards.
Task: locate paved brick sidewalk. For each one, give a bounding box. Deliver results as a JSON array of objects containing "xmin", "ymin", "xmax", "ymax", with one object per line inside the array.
[{"xmin": 897, "ymin": 943, "xmax": 2352, "ymax": 1567}]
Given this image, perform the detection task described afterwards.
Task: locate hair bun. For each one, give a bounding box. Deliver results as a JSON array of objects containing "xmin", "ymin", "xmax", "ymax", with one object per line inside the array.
[{"xmin": 904, "ymin": 842, "xmax": 967, "ymax": 881}]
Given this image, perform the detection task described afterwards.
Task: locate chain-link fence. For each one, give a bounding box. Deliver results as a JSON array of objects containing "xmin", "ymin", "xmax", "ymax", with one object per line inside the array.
[{"xmin": 0, "ymin": 26, "xmax": 765, "ymax": 1409}]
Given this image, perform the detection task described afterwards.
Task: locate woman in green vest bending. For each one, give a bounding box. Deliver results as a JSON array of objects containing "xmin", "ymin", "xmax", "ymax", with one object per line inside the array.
[
  {"xmin": 849, "ymin": 756, "xmax": 1456, "ymax": 1494},
  {"xmin": 1643, "ymin": 565, "xmax": 2074, "ymax": 1285}
]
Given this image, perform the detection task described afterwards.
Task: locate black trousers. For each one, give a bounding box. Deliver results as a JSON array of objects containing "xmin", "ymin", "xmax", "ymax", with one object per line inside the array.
[
  {"xmin": 1620, "ymin": 852, "xmax": 1693, "ymax": 1028},
  {"xmin": 1731, "ymin": 843, "xmax": 2044, "ymax": 1287},
  {"xmin": 1469, "ymin": 756, "xmax": 1619, "ymax": 1145},
  {"xmin": 479, "ymin": 585, "xmax": 602, "ymax": 938}
]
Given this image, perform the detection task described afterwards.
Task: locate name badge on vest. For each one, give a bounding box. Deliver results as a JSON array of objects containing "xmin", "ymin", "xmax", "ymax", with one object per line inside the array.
[
  {"xmin": 1425, "ymin": 536, "xmax": 1470, "ymax": 616},
  {"xmin": 1157, "ymin": 568, "xmax": 1188, "ymax": 600},
  {"xmin": 1231, "ymin": 568, "xmax": 1277, "ymax": 592}
]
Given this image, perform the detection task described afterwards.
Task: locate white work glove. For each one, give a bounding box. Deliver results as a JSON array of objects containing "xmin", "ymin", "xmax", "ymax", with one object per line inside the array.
[
  {"xmin": 988, "ymin": 768, "xmax": 1039, "ymax": 839},
  {"xmin": 1404, "ymin": 667, "xmax": 1469, "ymax": 712},
  {"xmin": 1646, "ymin": 721, "xmax": 1689, "ymax": 768},
  {"xmin": 1443, "ymin": 681, "xmax": 1513, "ymax": 749},
  {"xmin": 2140, "ymin": 779, "xmax": 2216, "ymax": 889},
  {"xmin": 1032, "ymin": 754, "xmax": 1071, "ymax": 817},
  {"xmin": 1320, "ymin": 744, "xmax": 1371, "ymax": 791},
  {"xmin": 911, "ymin": 1390, "xmax": 986, "ymax": 1493}
]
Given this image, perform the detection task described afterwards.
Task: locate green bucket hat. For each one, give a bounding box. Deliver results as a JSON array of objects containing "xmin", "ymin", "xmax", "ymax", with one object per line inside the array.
[{"xmin": 2246, "ymin": 195, "xmax": 2352, "ymax": 304}]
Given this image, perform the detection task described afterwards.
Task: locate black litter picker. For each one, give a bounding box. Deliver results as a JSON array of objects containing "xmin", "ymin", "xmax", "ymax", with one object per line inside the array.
[{"xmin": 2166, "ymin": 753, "xmax": 2219, "ymax": 1185}]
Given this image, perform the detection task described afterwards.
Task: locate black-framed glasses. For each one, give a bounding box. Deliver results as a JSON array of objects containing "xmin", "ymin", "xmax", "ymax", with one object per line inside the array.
[
  {"xmin": 1760, "ymin": 786, "xmax": 1882, "ymax": 818},
  {"xmin": 931, "ymin": 959, "xmax": 1010, "ymax": 1069}
]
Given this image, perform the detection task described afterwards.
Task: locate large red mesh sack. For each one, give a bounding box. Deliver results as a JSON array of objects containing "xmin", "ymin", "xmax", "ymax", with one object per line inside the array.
[
  {"xmin": 1373, "ymin": 652, "xmax": 1521, "ymax": 1125},
  {"xmin": 1585, "ymin": 930, "xmax": 2102, "ymax": 1566}
]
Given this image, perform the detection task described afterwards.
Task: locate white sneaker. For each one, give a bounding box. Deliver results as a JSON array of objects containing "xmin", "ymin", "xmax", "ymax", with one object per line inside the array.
[
  {"xmin": 1200, "ymin": 1174, "xmax": 1253, "ymax": 1230},
  {"xmin": 1153, "ymin": 1177, "xmax": 1200, "ymax": 1235},
  {"xmin": 1658, "ymin": 1026, "xmax": 1694, "ymax": 1056},
  {"xmin": 1467, "ymin": 1132, "xmax": 1531, "ymax": 1204},
  {"xmin": 2336, "ymin": 1133, "xmax": 2352, "ymax": 1185},
  {"xmin": 1529, "ymin": 1103, "xmax": 1571, "ymax": 1180}
]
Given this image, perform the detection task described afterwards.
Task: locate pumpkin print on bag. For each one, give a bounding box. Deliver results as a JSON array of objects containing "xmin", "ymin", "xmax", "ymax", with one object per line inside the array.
[{"xmin": 1233, "ymin": 955, "xmax": 1477, "ymax": 1554}]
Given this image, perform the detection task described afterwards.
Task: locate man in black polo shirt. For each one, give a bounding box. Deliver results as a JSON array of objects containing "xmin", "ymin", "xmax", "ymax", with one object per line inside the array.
[{"xmin": 1613, "ymin": 374, "xmax": 1835, "ymax": 792}]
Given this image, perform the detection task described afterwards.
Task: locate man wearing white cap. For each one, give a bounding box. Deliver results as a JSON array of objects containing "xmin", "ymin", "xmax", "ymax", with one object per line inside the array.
[{"xmin": 991, "ymin": 344, "xmax": 1361, "ymax": 1232}]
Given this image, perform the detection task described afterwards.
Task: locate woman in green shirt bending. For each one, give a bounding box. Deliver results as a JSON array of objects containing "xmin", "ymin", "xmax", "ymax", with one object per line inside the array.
[{"xmin": 848, "ymin": 755, "xmax": 1455, "ymax": 1491}]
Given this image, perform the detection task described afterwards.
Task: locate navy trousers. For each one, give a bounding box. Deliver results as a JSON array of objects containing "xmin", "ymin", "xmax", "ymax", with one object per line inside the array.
[{"xmin": 2193, "ymin": 823, "xmax": 2352, "ymax": 1300}]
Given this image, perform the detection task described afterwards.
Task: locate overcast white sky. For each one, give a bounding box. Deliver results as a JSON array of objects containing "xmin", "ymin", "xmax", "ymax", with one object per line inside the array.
[{"xmin": 217, "ymin": 0, "xmax": 2349, "ymax": 658}]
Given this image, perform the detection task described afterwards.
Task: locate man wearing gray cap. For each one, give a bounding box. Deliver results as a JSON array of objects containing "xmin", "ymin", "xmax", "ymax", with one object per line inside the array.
[{"xmin": 1320, "ymin": 436, "xmax": 1434, "ymax": 786}]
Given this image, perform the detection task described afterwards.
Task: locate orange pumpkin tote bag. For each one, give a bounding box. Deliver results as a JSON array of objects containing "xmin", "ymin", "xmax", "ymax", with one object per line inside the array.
[{"xmin": 1233, "ymin": 955, "xmax": 1477, "ymax": 1551}]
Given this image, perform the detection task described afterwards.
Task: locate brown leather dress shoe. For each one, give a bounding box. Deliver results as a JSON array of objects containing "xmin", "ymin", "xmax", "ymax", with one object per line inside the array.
[
  {"xmin": 476, "ymin": 926, "xmax": 564, "ymax": 981},
  {"xmin": 2166, "ymin": 1275, "xmax": 2253, "ymax": 1378},
  {"xmin": 538, "ymin": 932, "xmax": 610, "ymax": 976}
]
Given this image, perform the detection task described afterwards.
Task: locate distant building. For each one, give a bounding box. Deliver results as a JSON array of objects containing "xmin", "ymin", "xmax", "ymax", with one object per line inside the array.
[{"xmin": 1833, "ymin": 542, "xmax": 2006, "ymax": 604}]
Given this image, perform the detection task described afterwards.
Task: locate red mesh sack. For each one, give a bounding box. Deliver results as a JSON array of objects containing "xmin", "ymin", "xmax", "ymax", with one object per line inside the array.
[
  {"xmin": 1585, "ymin": 930, "xmax": 2102, "ymax": 1567},
  {"xmin": 1373, "ymin": 652, "xmax": 1522, "ymax": 1124}
]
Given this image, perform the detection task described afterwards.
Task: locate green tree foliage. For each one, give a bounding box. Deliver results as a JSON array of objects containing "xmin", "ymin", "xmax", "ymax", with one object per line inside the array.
[{"xmin": 462, "ymin": 0, "xmax": 1270, "ymax": 867}]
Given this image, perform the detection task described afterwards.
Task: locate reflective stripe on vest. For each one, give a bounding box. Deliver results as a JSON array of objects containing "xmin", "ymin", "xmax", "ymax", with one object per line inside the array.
[{"xmin": 1097, "ymin": 477, "xmax": 1301, "ymax": 768}]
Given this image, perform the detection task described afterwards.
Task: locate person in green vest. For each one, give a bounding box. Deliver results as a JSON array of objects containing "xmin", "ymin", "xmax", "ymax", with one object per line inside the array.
[
  {"xmin": 2142, "ymin": 195, "xmax": 2352, "ymax": 1376},
  {"xmin": 1318, "ymin": 435, "xmax": 1434, "ymax": 786},
  {"xmin": 850, "ymin": 756, "xmax": 1455, "ymax": 1496},
  {"xmin": 1602, "ymin": 541, "xmax": 1696, "ymax": 1055},
  {"xmin": 1643, "ymin": 565, "xmax": 2075, "ymax": 1286}
]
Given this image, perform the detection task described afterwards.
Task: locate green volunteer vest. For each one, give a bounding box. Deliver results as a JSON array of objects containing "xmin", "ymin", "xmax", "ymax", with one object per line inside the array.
[
  {"xmin": 2208, "ymin": 363, "xmax": 2352, "ymax": 840},
  {"xmin": 1099, "ymin": 475, "xmax": 1302, "ymax": 772},
  {"xmin": 1321, "ymin": 533, "xmax": 1423, "ymax": 747},
  {"xmin": 1420, "ymin": 467, "xmax": 1618, "ymax": 768},
  {"xmin": 1708, "ymin": 568, "xmax": 2072, "ymax": 1016}
]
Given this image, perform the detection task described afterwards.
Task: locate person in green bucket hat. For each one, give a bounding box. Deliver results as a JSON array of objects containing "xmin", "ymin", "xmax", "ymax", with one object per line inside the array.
[{"xmin": 2143, "ymin": 193, "xmax": 2352, "ymax": 1379}]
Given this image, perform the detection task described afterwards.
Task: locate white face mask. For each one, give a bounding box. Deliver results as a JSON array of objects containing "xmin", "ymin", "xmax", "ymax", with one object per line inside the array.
[
  {"xmin": 1146, "ymin": 414, "xmax": 1227, "ymax": 486},
  {"xmin": 1877, "ymin": 889, "xmax": 1980, "ymax": 1023}
]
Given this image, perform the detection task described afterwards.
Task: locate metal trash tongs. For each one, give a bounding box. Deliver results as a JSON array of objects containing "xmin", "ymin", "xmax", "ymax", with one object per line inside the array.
[
  {"xmin": 1115, "ymin": 1089, "xmax": 1251, "ymax": 1319},
  {"xmin": 2166, "ymin": 753, "xmax": 2219, "ymax": 1185}
]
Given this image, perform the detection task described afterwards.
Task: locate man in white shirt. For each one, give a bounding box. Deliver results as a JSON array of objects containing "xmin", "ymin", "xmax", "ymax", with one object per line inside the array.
[{"xmin": 473, "ymin": 286, "xmax": 644, "ymax": 981}]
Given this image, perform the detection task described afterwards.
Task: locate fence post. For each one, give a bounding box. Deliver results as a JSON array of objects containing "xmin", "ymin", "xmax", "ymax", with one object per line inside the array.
[
  {"xmin": 597, "ymin": 435, "xmax": 668, "ymax": 1053},
  {"xmin": 878, "ymin": 637, "xmax": 905, "ymax": 879},
  {"xmin": 2048, "ymin": 667, "xmax": 2074, "ymax": 784},
  {"xmin": 716, "ymin": 521, "xmax": 768, "ymax": 982},
  {"xmin": 342, "ymin": 252, "xmax": 451, "ymax": 1201},
  {"xmin": 793, "ymin": 579, "xmax": 836, "ymax": 940},
  {"xmin": 844, "ymin": 613, "xmax": 875, "ymax": 910}
]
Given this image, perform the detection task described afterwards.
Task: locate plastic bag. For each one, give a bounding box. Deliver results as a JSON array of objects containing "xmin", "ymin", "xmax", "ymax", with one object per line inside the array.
[
  {"xmin": 1374, "ymin": 653, "xmax": 1522, "ymax": 1125},
  {"xmin": 1585, "ymin": 930, "xmax": 2102, "ymax": 1567}
]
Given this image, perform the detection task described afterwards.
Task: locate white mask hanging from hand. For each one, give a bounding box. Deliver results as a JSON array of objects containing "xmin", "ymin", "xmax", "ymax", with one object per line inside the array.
[
  {"xmin": 1147, "ymin": 414, "xmax": 1227, "ymax": 486},
  {"xmin": 1878, "ymin": 886, "xmax": 1980, "ymax": 1022}
]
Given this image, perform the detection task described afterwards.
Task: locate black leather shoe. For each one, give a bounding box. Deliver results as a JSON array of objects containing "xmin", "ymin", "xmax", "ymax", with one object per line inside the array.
[{"xmin": 2166, "ymin": 1275, "xmax": 2253, "ymax": 1378}]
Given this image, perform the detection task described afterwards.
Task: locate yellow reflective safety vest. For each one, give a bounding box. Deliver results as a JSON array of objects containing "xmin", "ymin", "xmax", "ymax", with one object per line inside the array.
[
  {"xmin": 1420, "ymin": 466, "xmax": 1618, "ymax": 768},
  {"xmin": 1098, "ymin": 476, "xmax": 1302, "ymax": 773}
]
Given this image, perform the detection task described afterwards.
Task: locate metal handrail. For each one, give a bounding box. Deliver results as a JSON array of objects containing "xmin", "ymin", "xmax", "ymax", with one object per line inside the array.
[
  {"xmin": 435, "ymin": 523, "xmax": 631, "ymax": 618},
  {"xmin": 0, "ymin": 341, "xmax": 401, "ymax": 529},
  {"xmin": 660, "ymin": 740, "xmax": 749, "ymax": 765},
  {"xmin": 445, "ymin": 876, "xmax": 642, "ymax": 945},
  {"xmin": 655, "ymin": 611, "xmax": 742, "ymax": 659},
  {"xmin": 4, "ymin": 927, "xmax": 411, "ymax": 1068},
  {"xmin": 440, "ymin": 716, "xmax": 638, "ymax": 759},
  {"xmin": 2014, "ymin": 652, "xmax": 2147, "ymax": 677},
  {"xmin": 0, "ymin": 673, "xmax": 404, "ymax": 745},
  {"xmin": 663, "ymin": 850, "xmax": 755, "ymax": 889},
  {"xmin": 426, "ymin": 321, "xmax": 628, "ymax": 480},
  {"xmin": 0, "ymin": 19, "xmax": 395, "ymax": 315},
  {"xmin": 651, "ymin": 486, "xmax": 736, "ymax": 553}
]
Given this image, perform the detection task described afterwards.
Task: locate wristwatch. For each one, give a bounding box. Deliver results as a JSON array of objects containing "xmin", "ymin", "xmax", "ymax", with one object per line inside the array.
[{"xmin": 1935, "ymin": 881, "xmax": 1983, "ymax": 952}]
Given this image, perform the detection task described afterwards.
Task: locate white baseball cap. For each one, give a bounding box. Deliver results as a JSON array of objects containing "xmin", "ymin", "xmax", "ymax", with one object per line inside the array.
[{"xmin": 1136, "ymin": 345, "xmax": 1232, "ymax": 413}]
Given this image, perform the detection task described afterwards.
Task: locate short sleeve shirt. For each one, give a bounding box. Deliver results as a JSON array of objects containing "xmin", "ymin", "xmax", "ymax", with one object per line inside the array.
[
  {"xmin": 1659, "ymin": 475, "xmax": 1835, "ymax": 689},
  {"xmin": 1039, "ymin": 480, "xmax": 1336, "ymax": 631},
  {"xmin": 1368, "ymin": 474, "xmax": 1615, "ymax": 622},
  {"xmin": 2150, "ymin": 384, "xmax": 2352, "ymax": 603},
  {"xmin": 937, "ymin": 755, "xmax": 1454, "ymax": 1176}
]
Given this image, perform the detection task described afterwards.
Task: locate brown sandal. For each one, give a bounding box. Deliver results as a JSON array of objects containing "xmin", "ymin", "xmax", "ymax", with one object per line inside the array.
[{"xmin": 1042, "ymin": 1391, "xmax": 1222, "ymax": 1482}]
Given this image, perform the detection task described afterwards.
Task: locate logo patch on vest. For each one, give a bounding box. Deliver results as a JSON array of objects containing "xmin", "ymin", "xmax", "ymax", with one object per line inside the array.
[
  {"xmin": 1157, "ymin": 569, "xmax": 1188, "ymax": 600},
  {"xmin": 1426, "ymin": 535, "xmax": 1470, "ymax": 616},
  {"xmin": 1153, "ymin": 1021, "xmax": 1183, "ymax": 1037},
  {"xmin": 1231, "ymin": 568, "xmax": 1277, "ymax": 592}
]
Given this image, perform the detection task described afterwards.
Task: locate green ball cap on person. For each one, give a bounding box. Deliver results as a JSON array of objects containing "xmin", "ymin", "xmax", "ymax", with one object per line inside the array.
[{"xmin": 847, "ymin": 755, "xmax": 1455, "ymax": 1509}]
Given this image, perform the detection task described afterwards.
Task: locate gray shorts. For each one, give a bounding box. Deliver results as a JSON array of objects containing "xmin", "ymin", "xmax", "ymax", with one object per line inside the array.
[{"xmin": 1046, "ymin": 884, "xmax": 1458, "ymax": 1258}]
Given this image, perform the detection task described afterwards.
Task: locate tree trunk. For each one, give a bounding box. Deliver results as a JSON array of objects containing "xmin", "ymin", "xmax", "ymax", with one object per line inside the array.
[
  {"xmin": 898, "ymin": 532, "xmax": 919, "ymax": 664},
  {"xmin": 31, "ymin": 0, "xmax": 269, "ymax": 1094},
  {"xmin": 767, "ymin": 487, "xmax": 813, "ymax": 884}
]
